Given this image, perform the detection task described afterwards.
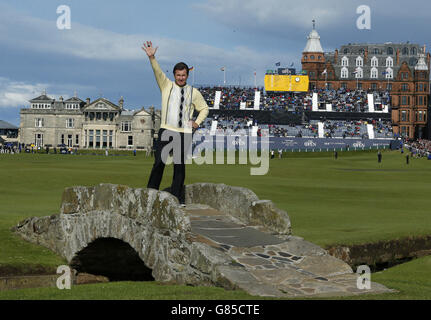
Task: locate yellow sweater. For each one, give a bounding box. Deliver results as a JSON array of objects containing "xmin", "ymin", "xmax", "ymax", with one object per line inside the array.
[{"xmin": 150, "ymin": 57, "xmax": 209, "ymax": 133}]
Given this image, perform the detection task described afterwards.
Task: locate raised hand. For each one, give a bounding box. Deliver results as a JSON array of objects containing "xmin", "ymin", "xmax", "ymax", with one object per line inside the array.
[{"xmin": 141, "ymin": 41, "xmax": 158, "ymax": 58}]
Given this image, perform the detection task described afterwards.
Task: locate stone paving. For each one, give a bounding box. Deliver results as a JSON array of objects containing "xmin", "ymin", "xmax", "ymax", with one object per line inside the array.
[{"xmin": 185, "ymin": 203, "xmax": 395, "ymax": 298}]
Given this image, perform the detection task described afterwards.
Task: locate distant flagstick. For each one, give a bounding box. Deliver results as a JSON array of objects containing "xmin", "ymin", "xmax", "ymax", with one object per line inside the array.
[{"xmin": 220, "ymin": 67, "xmax": 226, "ymax": 86}]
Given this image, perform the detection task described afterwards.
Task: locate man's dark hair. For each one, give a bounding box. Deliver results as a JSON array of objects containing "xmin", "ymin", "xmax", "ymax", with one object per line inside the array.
[{"xmin": 173, "ymin": 62, "xmax": 189, "ymax": 75}]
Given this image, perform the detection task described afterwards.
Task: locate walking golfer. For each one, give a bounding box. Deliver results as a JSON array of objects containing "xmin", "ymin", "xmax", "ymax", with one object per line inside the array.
[{"xmin": 142, "ymin": 41, "xmax": 209, "ymax": 204}]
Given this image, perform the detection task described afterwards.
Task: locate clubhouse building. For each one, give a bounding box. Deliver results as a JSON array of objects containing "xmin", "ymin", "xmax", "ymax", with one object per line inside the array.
[
  {"xmin": 19, "ymin": 92, "xmax": 160, "ymax": 149},
  {"xmin": 301, "ymin": 23, "xmax": 430, "ymax": 139}
]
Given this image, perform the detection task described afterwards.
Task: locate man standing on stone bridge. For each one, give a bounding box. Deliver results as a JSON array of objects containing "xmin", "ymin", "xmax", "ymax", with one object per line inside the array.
[{"xmin": 142, "ymin": 41, "xmax": 209, "ymax": 205}]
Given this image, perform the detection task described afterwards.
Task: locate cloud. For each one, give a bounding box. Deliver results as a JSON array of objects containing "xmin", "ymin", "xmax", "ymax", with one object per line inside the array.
[
  {"xmin": 194, "ymin": 0, "xmax": 355, "ymax": 35},
  {"xmin": 0, "ymin": 77, "xmax": 95, "ymax": 108},
  {"xmin": 0, "ymin": 3, "xmax": 294, "ymax": 87},
  {"xmin": 0, "ymin": 77, "xmax": 46, "ymax": 108}
]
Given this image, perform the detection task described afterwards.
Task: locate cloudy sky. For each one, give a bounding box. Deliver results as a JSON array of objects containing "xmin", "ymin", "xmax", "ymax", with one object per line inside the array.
[{"xmin": 1, "ymin": 0, "xmax": 430, "ymax": 125}]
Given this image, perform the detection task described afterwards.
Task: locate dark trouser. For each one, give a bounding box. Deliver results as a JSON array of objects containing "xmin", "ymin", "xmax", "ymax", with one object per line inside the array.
[{"xmin": 147, "ymin": 128, "xmax": 191, "ymax": 204}]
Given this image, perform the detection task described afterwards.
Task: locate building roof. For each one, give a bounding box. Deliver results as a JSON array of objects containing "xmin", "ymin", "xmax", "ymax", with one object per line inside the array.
[
  {"xmin": 65, "ymin": 96, "xmax": 84, "ymax": 102},
  {"xmin": 29, "ymin": 94, "xmax": 55, "ymax": 102},
  {"xmin": 0, "ymin": 120, "xmax": 18, "ymax": 130},
  {"xmin": 304, "ymin": 28, "xmax": 324, "ymax": 53}
]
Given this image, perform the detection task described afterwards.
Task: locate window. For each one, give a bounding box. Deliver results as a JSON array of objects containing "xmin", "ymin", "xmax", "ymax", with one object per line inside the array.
[
  {"xmin": 419, "ymin": 83, "xmax": 424, "ymax": 92},
  {"xmin": 401, "ymin": 96, "xmax": 407, "ymax": 105},
  {"xmin": 89, "ymin": 130, "xmax": 94, "ymax": 148},
  {"xmin": 417, "ymin": 111, "xmax": 423, "ymax": 121},
  {"xmin": 75, "ymin": 135, "xmax": 79, "ymax": 145},
  {"xmin": 128, "ymin": 135, "xmax": 133, "ymax": 146},
  {"xmin": 386, "ymin": 57, "xmax": 393, "ymax": 67},
  {"xmin": 387, "ymin": 47, "xmax": 394, "ymax": 55},
  {"xmin": 61, "ymin": 134, "xmax": 65, "ymax": 144},
  {"xmin": 385, "ymin": 68, "xmax": 393, "ymax": 79},
  {"xmin": 355, "ymin": 67, "xmax": 363, "ymax": 78},
  {"xmin": 341, "ymin": 56, "xmax": 349, "ymax": 66},
  {"xmin": 95, "ymin": 130, "xmax": 101, "ymax": 148},
  {"xmin": 343, "ymin": 48, "xmax": 349, "ymax": 54},
  {"xmin": 96, "ymin": 113, "xmax": 101, "ymax": 120},
  {"xmin": 371, "ymin": 83, "xmax": 377, "ymax": 90},
  {"xmin": 419, "ymin": 96, "xmax": 424, "ymax": 105},
  {"xmin": 402, "ymin": 47, "xmax": 409, "ymax": 55},
  {"xmin": 66, "ymin": 118, "xmax": 74, "ymax": 128},
  {"xmin": 121, "ymin": 121, "xmax": 132, "ymax": 132},
  {"xmin": 35, "ymin": 118, "xmax": 44, "ymax": 127},
  {"xmin": 359, "ymin": 48, "xmax": 365, "ymax": 55},
  {"xmin": 401, "ymin": 110, "xmax": 408, "ymax": 121},
  {"xmin": 310, "ymin": 55, "xmax": 315, "ymax": 60},
  {"xmin": 109, "ymin": 130, "xmax": 113, "ymax": 148},
  {"xmin": 370, "ymin": 67, "xmax": 378, "ymax": 79},
  {"xmin": 35, "ymin": 134, "xmax": 43, "ymax": 147},
  {"xmin": 357, "ymin": 83, "xmax": 363, "ymax": 90},
  {"xmin": 401, "ymin": 72, "xmax": 409, "ymax": 80},
  {"xmin": 371, "ymin": 57, "xmax": 378, "ymax": 67},
  {"xmin": 411, "ymin": 47, "xmax": 417, "ymax": 55},
  {"xmin": 341, "ymin": 82, "xmax": 348, "ymax": 89},
  {"xmin": 103, "ymin": 130, "xmax": 108, "ymax": 148},
  {"xmin": 356, "ymin": 56, "xmax": 363, "ymax": 67},
  {"xmin": 373, "ymin": 48, "xmax": 379, "ymax": 54},
  {"xmin": 387, "ymin": 83, "xmax": 392, "ymax": 91},
  {"xmin": 401, "ymin": 126, "xmax": 408, "ymax": 136},
  {"xmin": 401, "ymin": 83, "xmax": 409, "ymax": 91},
  {"xmin": 341, "ymin": 67, "xmax": 348, "ymax": 78},
  {"xmin": 67, "ymin": 135, "xmax": 73, "ymax": 147}
]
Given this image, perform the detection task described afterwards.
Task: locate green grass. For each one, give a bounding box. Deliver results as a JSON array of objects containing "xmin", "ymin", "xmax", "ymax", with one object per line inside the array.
[{"xmin": 0, "ymin": 148, "xmax": 430, "ymax": 299}]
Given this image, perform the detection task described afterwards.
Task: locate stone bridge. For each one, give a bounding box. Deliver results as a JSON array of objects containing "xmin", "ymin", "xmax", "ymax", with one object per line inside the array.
[{"xmin": 13, "ymin": 183, "xmax": 394, "ymax": 297}]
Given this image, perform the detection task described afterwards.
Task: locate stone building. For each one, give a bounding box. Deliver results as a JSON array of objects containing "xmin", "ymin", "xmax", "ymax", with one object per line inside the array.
[
  {"xmin": 19, "ymin": 92, "xmax": 160, "ymax": 149},
  {"xmin": 301, "ymin": 22, "xmax": 430, "ymax": 139}
]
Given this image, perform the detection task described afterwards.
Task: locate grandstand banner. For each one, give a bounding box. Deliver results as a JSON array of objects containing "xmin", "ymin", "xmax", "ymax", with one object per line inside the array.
[
  {"xmin": 194, "ymin": 135, "xmax": 394, "ymax": 151},
  {"xmin": 254, "ymin": 91, "xmax": 261, "ymax": 110},
  {"xmin": 264, "ymin": 75, "xmax": 309, "ymax": 92},
  {"xmin": 213, "ymin": 91, "xmax": 221, "ymax": 109}
]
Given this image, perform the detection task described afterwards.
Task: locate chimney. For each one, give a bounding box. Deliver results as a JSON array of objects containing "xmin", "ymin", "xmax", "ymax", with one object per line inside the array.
[
  {"xmin": 364, "ymin": 47, "xmax": 368, "ymax": 64},
  {"xmin": 119, "ymin": 96, "xmax": 124, "ymax": 109},
  {"xmin": 86, "ymin": 98, "xmax": 90, "ymax": 106},
  {"xmin": 396, "ymin": 49, "xmax": 400, "ymax": 66},
  {"xmin": 59, "ymin": 96, "xmax": 63, "ymax": 102},
  {"xmin": 334, "ymin": 49, "xmax": 338, "ymax": 63}
]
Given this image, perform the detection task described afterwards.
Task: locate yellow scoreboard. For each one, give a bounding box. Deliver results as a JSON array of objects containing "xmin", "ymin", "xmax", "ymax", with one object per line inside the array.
[{"xmin": 264, "ymin": 75, "xmax": 309, "ymax": 92}]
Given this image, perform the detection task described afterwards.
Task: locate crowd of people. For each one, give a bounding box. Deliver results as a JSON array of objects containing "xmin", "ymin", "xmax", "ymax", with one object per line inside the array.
[
  {"xmin": 406, "ymin": 139, "xmax": 431, "ymax": 157},
  {"xmin": 199, "ymin": 116, "xmax": 393, "ymax": 139},
  {"xmin": 198, "ymin": 86, "xmax": 391, "ymax": 113}
]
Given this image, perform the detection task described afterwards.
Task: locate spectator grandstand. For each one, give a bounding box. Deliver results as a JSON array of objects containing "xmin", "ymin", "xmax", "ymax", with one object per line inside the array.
[
  {"xmin": 198, "ymin": 86, "xmax": 390, "ymax": 113},
  {"xmin": 195, "ymin": 86, "xmax": 394, "ymax": 141}
]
